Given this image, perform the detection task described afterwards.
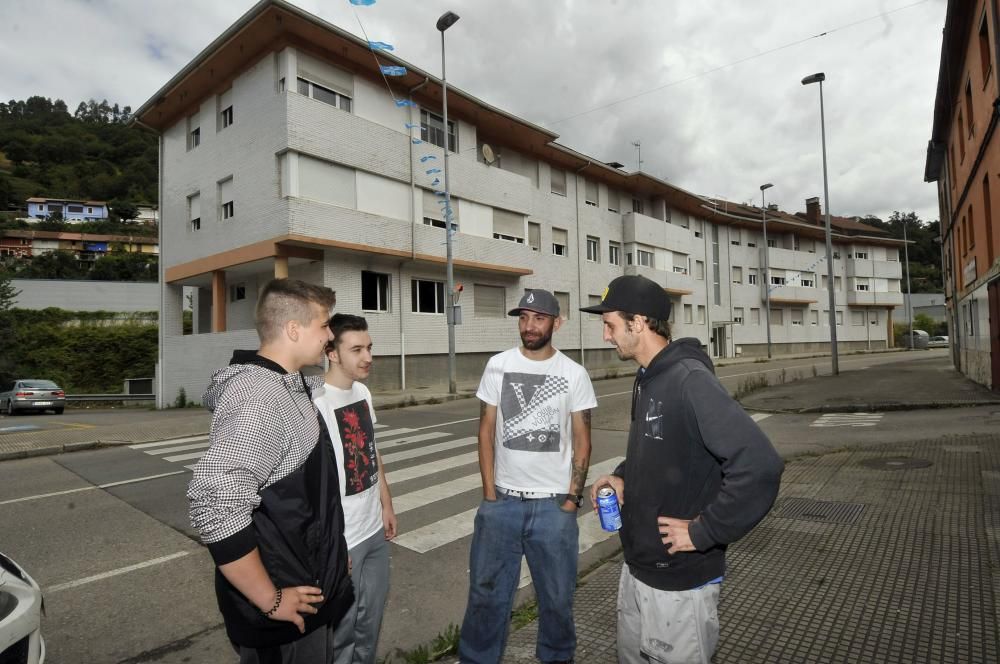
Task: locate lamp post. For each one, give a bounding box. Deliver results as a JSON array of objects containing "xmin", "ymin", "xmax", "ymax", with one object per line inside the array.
[
  {"xmin": 801, "ymin": 72, "xmax": 839, "ymax": 375},
  {"xmin": 437, "ymin": 10, "xmax": 459, "ymax": 393},
  {"xmin": 759, "ymin": 183, "xmax": 774, "ymax": 359},
  {"xmin": 903, "ymin": 218, "xmax": 913, "ymax": 348}
]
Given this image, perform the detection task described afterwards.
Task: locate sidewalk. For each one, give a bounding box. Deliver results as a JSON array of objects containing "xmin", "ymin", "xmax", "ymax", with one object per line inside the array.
[{"xmin": 502, "ymin": 354, "xmax": 1000, "ymax": 663}]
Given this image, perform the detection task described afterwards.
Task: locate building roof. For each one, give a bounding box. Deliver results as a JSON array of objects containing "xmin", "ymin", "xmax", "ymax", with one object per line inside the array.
[{"xmin": 25, "ymin": 197, "xmax": 108, "ymax": 206}]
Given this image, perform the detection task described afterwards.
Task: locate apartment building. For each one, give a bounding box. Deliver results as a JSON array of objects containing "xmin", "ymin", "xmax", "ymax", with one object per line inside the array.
[
  {"xmin": 0, "ymin": 229, "xmax": 159, "ymax": 261},
  {"xmin": 925, "ymin": 0, "xmax": 1000, "ymax": 390},
  {"xmin": 134, "ymin": 0, "xmax": 906, "ymax": 406},
  {"xmin": 25, "ymin": 197, "xmax": 109, "ymax": 222}
]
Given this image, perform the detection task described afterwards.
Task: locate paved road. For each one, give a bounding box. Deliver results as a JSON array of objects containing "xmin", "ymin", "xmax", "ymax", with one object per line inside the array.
[{"xmin": 1, "ymin": 349, "xmax": 980, "ymax": 663}]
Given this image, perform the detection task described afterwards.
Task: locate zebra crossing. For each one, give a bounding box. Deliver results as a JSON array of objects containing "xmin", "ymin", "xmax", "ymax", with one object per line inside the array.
[
  {"xmin": 129, "ymin": 424, "xmax": 626, "ymax": 560},
  {"xmin": 810, "ymin": 412, "xmax": 884, "ymax": 427}
]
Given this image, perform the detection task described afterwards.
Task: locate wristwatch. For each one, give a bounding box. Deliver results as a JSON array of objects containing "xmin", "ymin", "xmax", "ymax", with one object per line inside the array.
[{"xmin": 566, "ymin": 494, "xmax": 584, "ymax": 508}]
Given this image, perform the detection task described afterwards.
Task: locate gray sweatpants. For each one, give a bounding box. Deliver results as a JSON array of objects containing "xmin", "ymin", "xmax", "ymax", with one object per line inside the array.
[{"xmin": 616, "ymin": 566, "xmax": 721, "ymax": 664}]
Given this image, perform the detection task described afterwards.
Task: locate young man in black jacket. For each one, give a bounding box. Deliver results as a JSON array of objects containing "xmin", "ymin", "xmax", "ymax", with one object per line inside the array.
[
  {"xmin": 188, "ymin": 278, "xmax": 354, "ymax": 663},
  {"xmin": 582, "ymin": 275, "xmax": 783, "ymax": 664}
]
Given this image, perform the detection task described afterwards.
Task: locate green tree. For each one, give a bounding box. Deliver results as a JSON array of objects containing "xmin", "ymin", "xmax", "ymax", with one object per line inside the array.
[
  {"xmin": 0, "ymin": 274, "xmax": 18, "ymax": 384},
  {"xmin": 89, "ymin": 251, "xmax": 157, "ymax": 281},
  {"xmin": 15, "ymin": 250, "xmax": 86, "ymax": 279},
  {"xmin": 0, "ymin": 272, "xmax": 18, "ymax": 311},
  {"xmin": 110, "ymin": 200, "xmax": 139, "ymax": 224}
]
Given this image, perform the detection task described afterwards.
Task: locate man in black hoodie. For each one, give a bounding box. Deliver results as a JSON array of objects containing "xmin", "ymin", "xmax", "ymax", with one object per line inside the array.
[
  {"xmin": 188, "ymin": 278, "xmax": 354, "ymax": 663},
  {"xmin": 581, "ymin": 275, "xmax": 783, "ymax": 664}
]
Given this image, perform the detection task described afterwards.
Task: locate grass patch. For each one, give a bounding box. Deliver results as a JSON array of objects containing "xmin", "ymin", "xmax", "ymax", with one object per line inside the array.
[
  {"xmin": 734, "ymin": 373, "xmax": 769, "ymax": 400},
  {"xmin": 381, "ymin": 624, "xmax": 460, "ymax": 663}
]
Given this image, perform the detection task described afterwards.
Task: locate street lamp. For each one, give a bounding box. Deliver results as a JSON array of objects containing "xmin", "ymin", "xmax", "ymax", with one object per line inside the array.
[
  {"xmin": 759, "ymin": 183, "xmax": 774, "ymax": 359},
  {"xmin": 903, "ymin": 218, "xmax": 913, "ymax": 348},
  {"xmin": 437, "ymin": 10, "xmax": 459, "ymax": 394},
  {"xmin": 801, "ymin": 72, "xmax": 839, "ymax": 375}
]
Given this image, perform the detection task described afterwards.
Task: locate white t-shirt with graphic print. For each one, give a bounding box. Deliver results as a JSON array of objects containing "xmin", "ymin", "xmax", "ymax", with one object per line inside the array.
[
  {"xmin": 314, "ymin": 381, "xmax": 383, "ymax": 550},
  {"xmin": 477, "ymin": 347, "xmax": 597, "ymax": 494}
]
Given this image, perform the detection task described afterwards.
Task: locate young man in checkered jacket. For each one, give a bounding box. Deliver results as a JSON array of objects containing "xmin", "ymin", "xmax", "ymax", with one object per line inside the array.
[{"xmin": 187, "ymin": 278, "xmax": 354, "ymax": 663}]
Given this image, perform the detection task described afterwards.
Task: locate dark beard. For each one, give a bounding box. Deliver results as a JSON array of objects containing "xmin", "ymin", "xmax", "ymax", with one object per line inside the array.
[{"xmin": 521, "ymin": 331, "xmax": 553, "ymax": 351}]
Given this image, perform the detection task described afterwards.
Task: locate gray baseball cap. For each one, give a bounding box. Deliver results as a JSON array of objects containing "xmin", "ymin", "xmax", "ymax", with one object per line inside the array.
[{"xmin": 508, "ymin": 289, "xmax": 560, "ymax": 317}]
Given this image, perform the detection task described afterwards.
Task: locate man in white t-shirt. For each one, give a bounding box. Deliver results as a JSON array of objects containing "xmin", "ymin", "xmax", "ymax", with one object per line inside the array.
[
  {"xmin": 458, "ymin": 289, "xmax": 597, "ymax": 664},
  {"xmin": 314, "ymin": 313, "xmax": 397, "ymax": 664}
]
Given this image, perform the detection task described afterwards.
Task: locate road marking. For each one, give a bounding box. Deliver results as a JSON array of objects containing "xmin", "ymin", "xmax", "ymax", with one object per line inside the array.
[
  {"xmin": 163, "ymin": 450, "xmax": 213, "ymax": 462},
  {"xmin": 379, "ymin": 431, "xmax": 452, "ymax": 449},
  {"xmin": 393, "ymin": 473, "xmax": 484, "ymax": 514},
  {"xmin": 381, "ymin": 437, "xmax": 477, "ymax": 464},
  {"xmin": 130, "ymin": 436, "xmax": 208, "ymax": 450},
  {"xmin": 750, "ymin": 413, "xmax": 772, "ymax": 422},
  {"xmin": 141, "ymin": 441, "xmax": 211, "ymax": 455},
  {"xmin": 385, "ymin": 451, "xmax": 481, "ymax": 485},
  {"xmin": 393, "ymin": 457, "xmax": 624, "ymax": 554},
  {"xmin": 0, "ymin": 425, "xmax": 40, "ymax": 432},
  {"xmin": 0, "ymin": 471, "xmax": 187, "ymax": 506},
  {"xmin": 45, "ymin": 551, "xmax": 192, "ymax": 593},
  {"xmin": 376, "ymin": 427, "xmax": 418, "ymax": 439},
  {"xmin": 810, "ymin": 413, "xmax": 883, "ymax": 428}
]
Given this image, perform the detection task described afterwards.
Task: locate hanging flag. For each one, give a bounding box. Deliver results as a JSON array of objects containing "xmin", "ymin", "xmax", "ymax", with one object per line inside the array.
[
  {"xmin": 395, "ymin": 99, "xmax": 417, "ymax": 108},
  {"xmin": 426, "ymin": 168, "xmax": 442, "ymax": 175},
  {"xmin": 349, "ymin": 0, "xmax": 376, "ymax": 5},
  {"xmin": 369, "ymin": 41, "xmax": 394, "ymax": 51},
  {"xmin": 412, "ymin": 138, "xmax": 423, "ymax": 144},
  {"xmin": 380, "ymin": 65, "xmax": 407, "ymax": 77},
  {"xmin": 420, "ymin": 155, "xmax": 437, "ymax": 163}
]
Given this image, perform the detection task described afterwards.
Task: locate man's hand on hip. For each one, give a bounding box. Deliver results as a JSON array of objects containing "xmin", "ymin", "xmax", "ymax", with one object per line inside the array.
[{"xmin": 658, "ymin": 516, "xmax": 695, "ymax": 554}]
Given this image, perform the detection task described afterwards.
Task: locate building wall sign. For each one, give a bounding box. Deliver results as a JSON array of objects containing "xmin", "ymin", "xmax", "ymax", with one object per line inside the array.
[{"xmin": 964, "ymin": 257, "xmax": 977, "ymax": 288}]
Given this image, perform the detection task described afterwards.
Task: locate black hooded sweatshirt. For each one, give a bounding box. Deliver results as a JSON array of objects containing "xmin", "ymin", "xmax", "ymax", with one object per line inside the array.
[{"xmin": 613, "ymin": 338, "xmax": 783, "ymax": 591}]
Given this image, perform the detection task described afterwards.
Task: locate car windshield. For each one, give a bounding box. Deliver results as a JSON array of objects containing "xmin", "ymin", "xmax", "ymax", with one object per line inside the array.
[{"xmin": 20, "ymin": 380, "xmax": 59, "ymax": 389}]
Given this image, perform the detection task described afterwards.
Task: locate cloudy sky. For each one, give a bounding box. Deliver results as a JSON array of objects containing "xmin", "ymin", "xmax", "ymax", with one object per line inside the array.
[{"xmin": 2, "ymin": 0, "xmax": 947, "ymax": 223}]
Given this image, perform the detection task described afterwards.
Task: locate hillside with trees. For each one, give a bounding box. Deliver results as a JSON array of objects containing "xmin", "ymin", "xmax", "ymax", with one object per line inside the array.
[
  {"xmin": 859, "ymin": 211, "xmax": 943, "ymax": 293},
  {"xmin": 0, "ymin": 96, "xmax": 157, "ymax": 212}
]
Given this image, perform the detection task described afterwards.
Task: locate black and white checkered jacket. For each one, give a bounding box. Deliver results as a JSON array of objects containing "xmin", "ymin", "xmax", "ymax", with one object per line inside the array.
[{"xmin": 188, "ymin": 354, "xmax": 324, "ymax": 548}]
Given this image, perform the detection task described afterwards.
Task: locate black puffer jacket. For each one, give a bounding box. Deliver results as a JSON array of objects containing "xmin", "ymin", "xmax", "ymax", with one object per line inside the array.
[{"xmin": 613, "ymin": 338, "xmax": 783, "ymax": 591}]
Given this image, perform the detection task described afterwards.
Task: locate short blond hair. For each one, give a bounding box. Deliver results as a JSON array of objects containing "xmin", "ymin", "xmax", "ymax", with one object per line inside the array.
[{"xmin": 255, "ymin": 278, "xmax": 336, "ymax": 343}]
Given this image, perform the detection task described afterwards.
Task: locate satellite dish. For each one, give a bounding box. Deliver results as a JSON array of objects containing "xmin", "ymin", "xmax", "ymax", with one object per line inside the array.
[{"xmin": 481, "ymin": 143, "xmax": 496, "ymax": 165}]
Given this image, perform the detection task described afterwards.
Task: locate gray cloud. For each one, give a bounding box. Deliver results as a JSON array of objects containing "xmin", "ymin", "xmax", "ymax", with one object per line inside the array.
[{"xmin": 1, "ymin": 0, "xmax": 946, "ymax": 222}]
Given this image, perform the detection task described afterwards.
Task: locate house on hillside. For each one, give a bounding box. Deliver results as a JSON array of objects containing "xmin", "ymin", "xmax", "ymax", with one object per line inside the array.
[{"xmin": 26, "ymin": 197, "xmax": 109, "ymax": 222}]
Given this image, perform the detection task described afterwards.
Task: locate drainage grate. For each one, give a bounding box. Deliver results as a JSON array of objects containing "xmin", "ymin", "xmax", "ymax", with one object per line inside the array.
[
  {"xmin": 859, "ymin": 457, "xmax": 933, "ymax": 470},
  {"xmin": 772, "ymin": 498, "xmax": 865, "ymax": 524}
]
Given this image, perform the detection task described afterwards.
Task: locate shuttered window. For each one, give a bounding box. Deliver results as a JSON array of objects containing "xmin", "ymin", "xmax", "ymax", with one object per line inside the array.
[
  {"xmin": 474, "ymin": 284, "xmax": 505, "ymax": 318},
  {"xmin": 492, "ymin": 209, "xmax": 525, "ymax": 243}
]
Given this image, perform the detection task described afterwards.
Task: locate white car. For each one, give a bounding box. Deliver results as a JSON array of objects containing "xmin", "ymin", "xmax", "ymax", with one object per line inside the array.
[
  {"xmin": 0, "ymin": 552, "xmax": 45, "ymax": 663},
  {"xmin": 927, "ymin": 335, "xmax": 949, "ymax": 348}
]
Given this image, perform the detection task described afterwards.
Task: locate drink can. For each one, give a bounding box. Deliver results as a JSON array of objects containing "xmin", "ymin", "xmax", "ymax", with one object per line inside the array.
[{"xmin": 597, "ymin": 486, "xmax": 622, "ymax": 532}]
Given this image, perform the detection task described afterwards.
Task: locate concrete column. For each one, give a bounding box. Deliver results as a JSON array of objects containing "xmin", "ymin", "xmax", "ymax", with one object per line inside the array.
[
  {"xmin": 196, "ymin": 287, "xmax": 212, "ymax": 334},
  {"xmin": 275, "ymin": 255, "xmax": 289, "ymax": 279},
  {"xmin": 887, "ymin": 308, "xmax": 894, "ymax": 348},
  {"xmin": 212, "ymin": 270, "xmax": 227, "ymax": 333}
]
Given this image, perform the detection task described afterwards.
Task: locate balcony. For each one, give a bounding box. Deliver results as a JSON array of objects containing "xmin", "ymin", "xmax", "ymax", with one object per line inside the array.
[
  {"xmin": 846, "ymin": 290, "xmax": 904, "ymax": 307},
  {"xmin": 624, "ymin": 264, "xmax": 695, "ymax": 295},
  {"xmin": 762, "ymin": 246, "xmax": 825, "ymax": 273},
  {"xmin": 623, "ymin": 212, "xmax": 692, "ymax": 255},
  {"xmin": 846, "ymin": 258, "xmax": 902, "ymax": 279},
  {"xmin": 766, "ymin": 284, "xmax": 819, "ymax": 305}
]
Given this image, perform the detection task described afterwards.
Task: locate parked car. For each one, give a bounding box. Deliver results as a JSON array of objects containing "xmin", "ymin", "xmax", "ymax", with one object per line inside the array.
[
  {"xmin": 901, "ymin": 329, "xmax": 930, "ymax": 349},
  {"xmin": 0, "ymin": 380, "xmax": 66, "ymax": 415},
  {"xmin": 927, "ymin": 335, "xmax": 950, "ymax": 348},
  {"xmin": 0, "ymin": 551, "xmax": 45, "ymax": 663}
]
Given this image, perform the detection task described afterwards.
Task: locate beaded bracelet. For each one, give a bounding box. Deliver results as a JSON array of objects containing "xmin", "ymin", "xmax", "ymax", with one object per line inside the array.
[{"xmin": 263, "ymin": 588, "xmax": 282, "ymax": 618}]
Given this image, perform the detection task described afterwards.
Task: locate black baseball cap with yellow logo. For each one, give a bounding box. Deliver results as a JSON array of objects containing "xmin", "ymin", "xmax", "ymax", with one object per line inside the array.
[{"xmin": 578, "ymin": 275, "xmax": 672, "ymax": 320}]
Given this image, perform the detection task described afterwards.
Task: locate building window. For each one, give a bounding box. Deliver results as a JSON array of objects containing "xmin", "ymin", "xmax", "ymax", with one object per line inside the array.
[
  {"xmin": 552, "ymin": 227, "xmax": 568, "ymax": 256},
  {"xmin": 852, "ymin": 310, "xmax": 865, "ymax": 326},
  {"xmin": 855, "ymin": 279, "xmax": 870, "ymax": 292},
  {"xmin": 672, "ymin": 255, "xmax": 688, "ymax": 274},
  {"xmin": 684, "ymin": 304, "xmax": 693, "ymax": 324},
  {"xmin": 221, "ymin": 105, "xmax": 233, "ymax": 128},
  {"xmin": 980, "ymin": 11, "xmax": 993, "ymax": 83},
  {"xmin": 362, "ymin": 271, "xmax": 390, "ymax": 312},
  {"xmin": 219, "ymin": 177, "xmax": 234, "ymax": 221},
  {"xmin": 731, "ymin": 229, "xmax": 741, "ymax": 246},
  {"xmin": 411, "ymin": 279, "xmax": 445, "ymax": 314},
  {"xmin": 608, "ymin": 242, "xmax": 621, "ymax": 266},
  {"xmin": 551, "ymin": 169, "xmax": 567, "ymax": 197},
  {"xmin": 420, "ymin": 109, "xmax": 455, "ymax": 152},
  {"xmin": 637, "ymin": 248, "xmax": 654, "ymax": 267},
  {"xmin": 492, "ymin": 232, "xmax": 523, "ymax": 243},
  {"xmin": 188, "ymin": 192, "xmax": 201, "ymax": 232},
  {"xmin": 801, "ymin": 273, "xmax": 814, "ymax": 288},
  {"xmin": 770, "ymin": 275, "xmax": 786, "ymax": 286},
  {"xmin": 734, "ymin": 307, "xmax": 744, "ymax": 325},
  {"xmin": 835, "ymin": 276, "xmax": 842, "ymax": 291},
  {"xmin": 67, "ymin": 205, "xmax": 83, "ymax": 213},
  {"xmin": 747, "ymin": 269, "xmax": 758, "ymax": 285},
  {"xmin": 608, "ymin": 191, "xmax": 619, "ymax": 214},
  {"xmin": 870, "ymin": 310, "xmax": 879, "ymax": 325},
  {"xmin": 958, "ymin": 109, "xmax": 966, "ymax": 161},
  {"xmin": 833, "ymin": 250, "xmax": 841, "ymax": 259},
  {"xmin": 767, "ymin": 238, "xmax": 777, "ymax": 248},
  {"xmin": 887, "ymin": 249, "xmax": 898, "ymax": 261},
  {"xmin": 696, "ymin": 305, "xmax": 706, "ymax": 324},
  {"xmin": 586, "ymin": 295, "xmax": 602, "ymax": 319},
  {"xmin": 187, "ymin": 114, "xmax": 200, "ymax": 150},
  {"xmin": 424, "ymin": 218, "xmax": 458, "ymax": 231},
  {"xmin": 855, "ymin": 250, "xmax": 868, "ymax": 260},
  {"xmin": 695, "ymin": 260, "xmax": 705, "ymax": 280},
  {"xmin": 751, "ymin": 308, "xmax": 761, "ymax": 325},
  {"xmin": 791, "ymin": 309, "xmax": 803, "ymax": 326},
  {"xmin": 528, "ymin": 222, "xmax": 541, "ymax": 251},
  {"xmin": 632, "ymin": 198, "xmax": 644, "ymax": 214},
  {"xmin": 229, "ymin": 283, "xmax": 246, "ymax": 302},
  {"xmin": 732, "ymin": 266, "xmax": 742, "ymax": 284},
  {"xmin": 585, "ymin": 180, "xmax": 598, "ymax": 207},
  {"xmin": 770, "ymin": 308, "xmax": 783, "ymax": 326},
  {"xmin": 586, "ymin": 236, "xmax": 600, "ymax": 262},
  {"xmin": 492, "ymin": 207, "xmax": 525, "ymax": 242},
  {"xmin": 554, "ymin": 291, "xmax": 570, "ymax": 319},
  {"xmin": 811, "ymin": 310, "xmax": 819, "ymax": 325},
  {"xmin": 966, "ymin": 80, "xmax": 974, "ymax": 136},
  {"xmin": 474, "ymin": 284, "xmax": 505, "ymax": 318},
  {"xmin": 836, "ymin": 310, "xmax": 844, "ymax": 326},
  {"xmin": 298, "ymin": 77, "xmax": 352, "ymax": 112}
]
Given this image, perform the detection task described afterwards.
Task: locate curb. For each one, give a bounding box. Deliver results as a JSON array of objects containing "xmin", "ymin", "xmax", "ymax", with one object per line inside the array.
[
  {"xmin": 744, "ymin": 400, "xmax": 1000, "ymax": 414},
  {"xmin": 0, "ymin": 440, "xmax": 103, "ymax": 462}
]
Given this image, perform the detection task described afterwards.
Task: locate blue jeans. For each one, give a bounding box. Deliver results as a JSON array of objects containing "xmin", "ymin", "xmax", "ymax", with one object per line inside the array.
[
  {"xmin": 459, "ymin": 493, "xmax": 579, "ymax": 663},
  {"xmin": 333, "ymin": 530, "xmax": 390, "ymax": 664}
]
